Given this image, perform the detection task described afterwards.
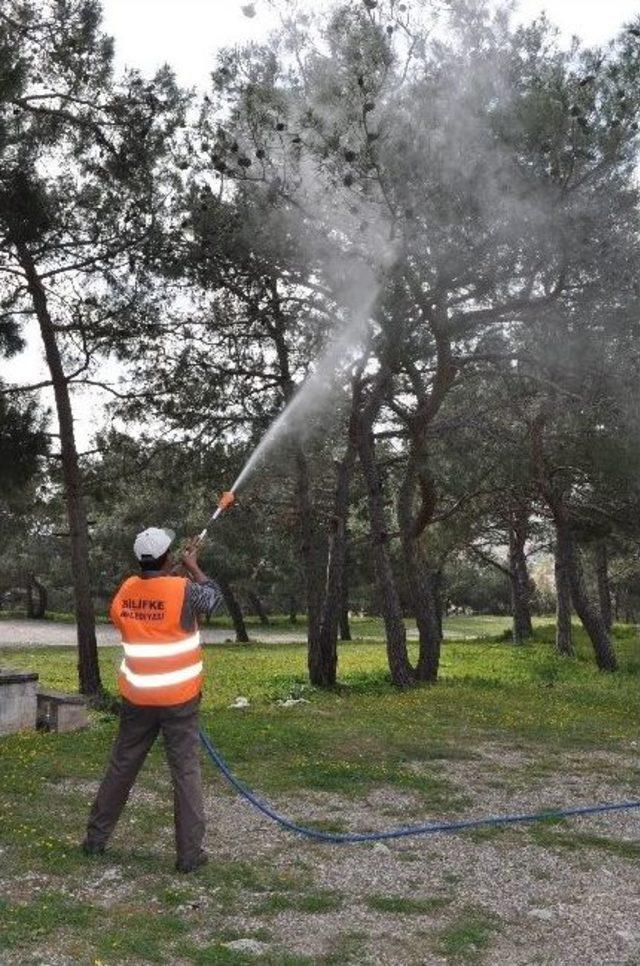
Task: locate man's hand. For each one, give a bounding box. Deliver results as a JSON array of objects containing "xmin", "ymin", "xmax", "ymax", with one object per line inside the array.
[
  {"xmin": 181, "ymin": 536, "xmax": 202, "ymax": 572},
  {"xmin": 180, "ymin": 537, "xmax": 209, "ymax": 585}
]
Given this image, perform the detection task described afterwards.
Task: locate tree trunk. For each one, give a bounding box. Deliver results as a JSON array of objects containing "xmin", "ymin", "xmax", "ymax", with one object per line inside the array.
[
  {"xmin": 288, "ymin": 597, "xmax": 297, "ymax": 624},
  {"xmin": 17, "ymin": 242, "xmax": 101, "ymax": 695},
  {"xmin": 339, "ymin": 562, "xmax": 352, "ymax": 642},
  {"xmin": 314, "ymin": 449, "xmax": 354, "ymax": 687},
  {"xmin": 26, "ymin": 577, "xmax": 35, "ymax": 619},
  {"xmin": 595, "ymin": 541, "xmax": 613, "ymax": 632},
  {"xmin": 27, "ymin": 574, "xmax": 48, "ymax": 620},
  {"xmin": 248, "ymin": 590, "xmax": 270, "ymax": 626},
  {"xmin": 390, "ymin": 302, "xmax": 456, "ymax": 680},
  {"xmin": 397, "ymin": 456, "xmax": 440, "ymax": 682},
  {"xmin": 508, "ymin": 507, "xmax": 533, "ymax": 644},
  {"xmin": 268, "ymin": 286, "xmax": 325, "ymax": 679},
  {"xmin": 612, "ymin": 588, "xmax": 619, "ymax": 624},
  {"xmin": 295, "ymin": 446, "xmax": 326, "ymax": 681},
  {"xmin": 563, "ymin": 526, "xmax": 617, "ymax": 671},
  {"xmin": 554, "ymin": 534, "xmax": 574, "ymax": 656},
  {"xmin": 531, "ymin": 416, "xmax": 616, "ymax": 672},
  {"xmin": 622, "ymin": 593, "xmax": 635, "ymax": 624},
  {"xmin": 434, "ymin": 569, "xmax": 444, "ymax": 639},
  {"xmin": 358, "ymin": 428, "xmax": 413, "ymax": 687},
  {"xmin": 415, "ymin": 562, "xmax": 443, "ymax": 682},
  {"xmin": 218, "ymin": 577, "xmax": 250, "ymax": 643}
]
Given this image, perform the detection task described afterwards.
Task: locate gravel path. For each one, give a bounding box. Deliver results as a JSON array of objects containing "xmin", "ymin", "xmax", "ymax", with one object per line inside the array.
[
  {"xmin": 0, "ymin": 619, "xmax": 305, "ymax": 647},
  {"xmin": 0, "ymin": 618, "xmax": 446, "ymax": 647},
  {"xmin": 2, "ymin": 741, "xmax": 638, "ymax": 965},
  {"xmin": 189, "ymin": 742, "xmax": 640, "ymax": 964}
]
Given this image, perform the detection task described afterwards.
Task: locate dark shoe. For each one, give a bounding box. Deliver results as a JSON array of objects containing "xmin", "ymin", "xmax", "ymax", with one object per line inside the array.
[
  {"xmin": 175, "ymin": 850, "xmax": 208, "ymax": 873},
  {"xmin": 81, "ymin": 839, "xmax": 105, "ymax": 856}
]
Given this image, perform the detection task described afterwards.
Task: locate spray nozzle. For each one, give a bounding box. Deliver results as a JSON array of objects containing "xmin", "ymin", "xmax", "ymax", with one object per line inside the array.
[
  {"xmin": 194, "ymin": 490, "xmax": 237, "ymax": 548},
  {"xmin": 218, "ymin": 491, "xmax": 236, "ymax": 511}
]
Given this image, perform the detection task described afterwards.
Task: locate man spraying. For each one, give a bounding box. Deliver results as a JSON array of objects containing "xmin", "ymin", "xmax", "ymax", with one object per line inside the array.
[{"xmin": 82, "ymin": 495, "xmax": 235, "ymax": 872}]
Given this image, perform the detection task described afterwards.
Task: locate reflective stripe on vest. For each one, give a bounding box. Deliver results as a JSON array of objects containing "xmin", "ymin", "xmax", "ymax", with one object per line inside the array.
[
  {"xmin": 119, "ymin": 659, "xmax": 204, "ymax": 689},
  {"xmin": 110, "ymin": 575, "xmax": 204, "ymax": 707},
  {"xmin": 121, "ymin": 632, "xmax": 201, "ymax": 659}
]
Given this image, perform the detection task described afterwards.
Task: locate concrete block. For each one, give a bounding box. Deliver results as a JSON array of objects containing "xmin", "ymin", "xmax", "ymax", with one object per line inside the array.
[
  {"xmin": 37, "ymin": 689, "xmax": 89, "ymax": 733},
  {"xmin": 0, "ymin": 668, "xmax": 39, "ymax": 734}
]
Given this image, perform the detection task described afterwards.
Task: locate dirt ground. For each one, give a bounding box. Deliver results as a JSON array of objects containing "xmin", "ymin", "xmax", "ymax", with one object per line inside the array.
[{"xmin": 2, "ymin": 741, "xmax": 639, "ymax": 965}]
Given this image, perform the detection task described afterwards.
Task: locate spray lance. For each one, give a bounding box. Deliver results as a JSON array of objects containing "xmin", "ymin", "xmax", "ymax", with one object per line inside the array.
[
  {"xmin": 169, "ymin": 490, "xmax": 235, "ymax": 575},
  {"xmin": 183, "ymin": 431, "xmax": 275, "ymax": 561},
  {"xmin": 188, "ymin": 402, "xmax": 295, "ymax": 554},
  {"xmin": 195, "ymin": 490, "xmax": 236, "ymax": 546}
]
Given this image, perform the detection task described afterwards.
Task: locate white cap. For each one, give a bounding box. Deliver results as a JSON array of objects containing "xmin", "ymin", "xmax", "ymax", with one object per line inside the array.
[{"xmin": 133, "ymin": 527, "xmax": 175, "ymax": 562}]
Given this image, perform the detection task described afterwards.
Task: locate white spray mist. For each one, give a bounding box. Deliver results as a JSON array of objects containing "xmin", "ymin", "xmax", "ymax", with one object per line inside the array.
[{"xmin": 200, "ymin": 2, "xmax": 412, "ymax": 531}]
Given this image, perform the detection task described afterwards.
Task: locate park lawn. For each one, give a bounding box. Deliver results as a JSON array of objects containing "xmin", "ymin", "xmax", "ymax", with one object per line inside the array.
[{"xmin": 0, "ymin": 621, "xmax": 638, "ymax": 964}]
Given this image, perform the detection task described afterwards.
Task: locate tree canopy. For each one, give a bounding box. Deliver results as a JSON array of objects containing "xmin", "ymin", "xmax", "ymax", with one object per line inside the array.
[{"xmin": 2, "ymin": 0, "xmax": 640, "ymax": 691}]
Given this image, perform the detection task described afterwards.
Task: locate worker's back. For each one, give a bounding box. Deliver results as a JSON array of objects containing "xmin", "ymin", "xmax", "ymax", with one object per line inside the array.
[{"xmin": 110, "ymin": 574, "xmax": 203, "ymax": 706}]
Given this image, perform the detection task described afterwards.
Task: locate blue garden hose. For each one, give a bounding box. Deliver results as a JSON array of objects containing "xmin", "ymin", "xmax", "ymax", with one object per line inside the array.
[{"xmin": 199, "ymin": 728, "xmax": 640, "ymax": 844}]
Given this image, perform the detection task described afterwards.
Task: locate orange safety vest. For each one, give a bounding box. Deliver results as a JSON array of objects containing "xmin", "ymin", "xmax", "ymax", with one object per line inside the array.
[{"xmin": 109, "ymin": 575, "xmax": 203, "ymax": 707}]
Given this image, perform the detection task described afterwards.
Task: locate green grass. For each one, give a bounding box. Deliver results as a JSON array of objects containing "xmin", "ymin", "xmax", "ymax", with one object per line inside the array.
[
  {"xmin": 0, "ymin": 618, "xmax": 638, "ymax": 963},
  {"xmin": 366, "ymin": 894, "xmax": 452, "ymax": 915},
  {"xmin": 182, "ymin": 947, "xmax": 314, "ymax": 966},
  {"xmin": 527, "ymin": 826, "xmax": 640, "ymax": 860},
  {"xmin": 256, "ymin": 889, "xmax": 343, "ymax": 915},
  {"xmin": 434, "ymin": 907, "xmax": 503, "ymax": 962},
  {"xmin": 323, "ymin": 931, "xmax": 370, "ymax": 965},
  {"xmin": 94, "ymin": 910, "xmax": 188, "ymax": 962},
  {"xmin": 0, "ymin": 892, "xmax": 97, "ymax": 951},
  {"xmin": 1, "ymin": 623, "xmax": 638, "ymax": 806}
]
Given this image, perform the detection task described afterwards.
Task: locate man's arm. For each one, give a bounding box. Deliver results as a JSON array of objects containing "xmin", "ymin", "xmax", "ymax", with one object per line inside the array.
[{"xmin": 179, "ymin": 540, "xmax": 224, "ymax": 631}]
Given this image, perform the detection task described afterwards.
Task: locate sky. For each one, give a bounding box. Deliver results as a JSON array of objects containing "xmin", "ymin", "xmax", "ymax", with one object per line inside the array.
[
  {"xmin": 4, "ymin": 0, "xmax": 640, "ymax": 448},
  {"xmin": 102, "ymin": 0, "xmax": 640, "ymax": 87}
]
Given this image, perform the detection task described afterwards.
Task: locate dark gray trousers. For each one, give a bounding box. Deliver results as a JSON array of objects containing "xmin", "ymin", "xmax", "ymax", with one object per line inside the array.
[{"xmin": 86, "ymin": 695, "xmax": 205, "ymax": 863}]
